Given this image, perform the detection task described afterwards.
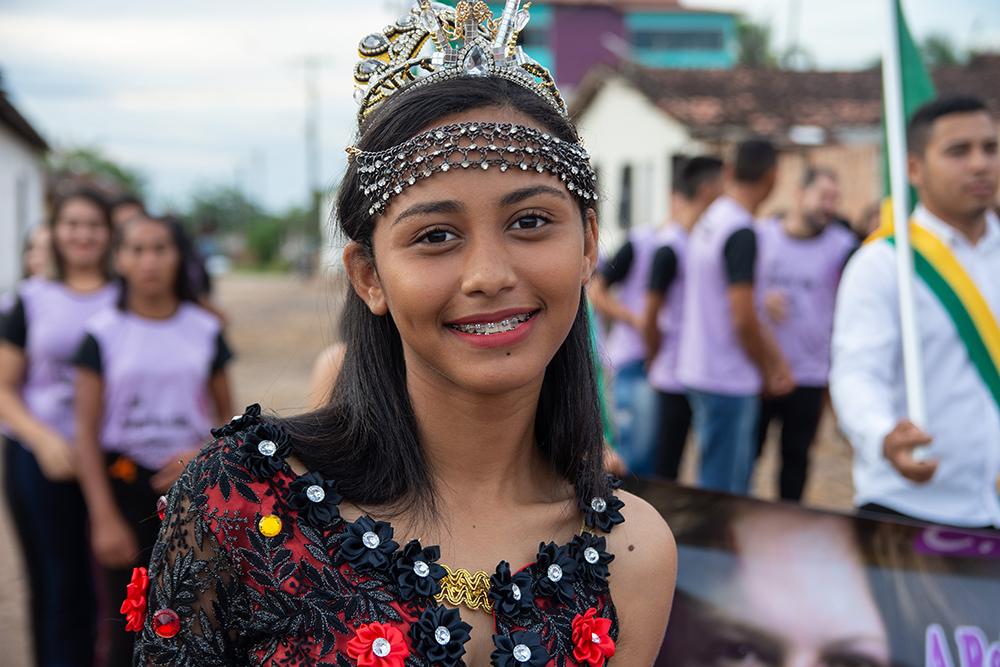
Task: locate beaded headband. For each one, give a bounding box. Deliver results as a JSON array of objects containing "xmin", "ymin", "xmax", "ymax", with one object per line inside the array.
[
  {"xmin": 352, "ymin": 0, "xmax": 565, "ymax": 124},
  {"xmin": 350, "ymin": 122, "xmax": 598, "ymax": 217}
]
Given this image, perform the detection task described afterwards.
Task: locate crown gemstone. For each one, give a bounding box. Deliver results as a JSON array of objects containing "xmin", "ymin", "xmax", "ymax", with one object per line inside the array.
[
  {"xmin": 361, "ymin": 34, "xmax": 387, "ymax": 51},
  {"xmin": 358, "ymin": 59, "xmax": 382, "ymax": 75},
  {"xmin": 463, "ymin": 46, "xmax": 490, "ymax": 77},
  {"xmin": 514, "ymin": 9, "xmax": 531, "ymax": 32}
]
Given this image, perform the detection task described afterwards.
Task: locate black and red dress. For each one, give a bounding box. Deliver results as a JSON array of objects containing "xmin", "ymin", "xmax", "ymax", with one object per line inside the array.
[{"xmin": 126, "ymin": 406, "xmax": 624, "ymax": 666}]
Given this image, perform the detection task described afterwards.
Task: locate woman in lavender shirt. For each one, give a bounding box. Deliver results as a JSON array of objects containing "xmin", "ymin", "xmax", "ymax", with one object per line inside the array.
[
  {"xmin": 0, "ymin": 188, "xmax": 118, "ymax": 667},
  {"xmin": 73, "ymin": 213, "xmax": 234, "ymax": 667}
]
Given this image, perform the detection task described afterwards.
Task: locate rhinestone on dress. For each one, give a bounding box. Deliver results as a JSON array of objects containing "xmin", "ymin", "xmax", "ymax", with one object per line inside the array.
[
  {"xmin": 547, "ymin": 564, "xmax": 563, "ymax": 582},
  {"xmin": 512, "ymin": 644, "xmax": 532, "ymax": 663},
  {"xmin": 372, "ymin": 637, "xmax": 391, "ymax": 658},
  {"xmin": 362, "ymin": 531, "xmax": 381, "ymax": 549},
  {"xmin": 434, "ymin": 625, "xmax": 451, "ymax": 645},
  {"xmin": 257, "ymin": 440, "xmax": 277, "ymax": 457},
  {"xmin": 413, "ymin": 560, "xmax": 430, "ymax": 577},
  {"xmin": 156, "ymin": 495, "xmax": 167, "ymax": 521},
  {"xmin": 511, "ymin": 582, "xmax": 522, "ymax": 600},
  {"xmin": 305, "ymin": 485, "xmax": 326, "ymax": 503},
  {"xmin": 590, "ymin": 497, "xmax": 608, "ymax": 513},
  {"xmin": 584, "ymin": 547, "xmax": 600, "ymax": 564},
  {"xmin": 592, "ymin": 632, "xmax": 602, "ymax": 644}
]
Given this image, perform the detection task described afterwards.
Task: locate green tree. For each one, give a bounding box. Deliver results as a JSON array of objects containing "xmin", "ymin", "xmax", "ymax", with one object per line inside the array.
[
  {"xmin": 48, "ymin": 146, "xmax": 147, "ymax": 196},
  {"xmin": 187, "ymin": 186, "xmax": 265, "ymax": 233},
  {"xmin": 737, "ymin": 17, "xmax": 778, "ymax": 68},
  {"xmin": 922, "ymin": 33, "xmax": 963, "ymax": 68}
]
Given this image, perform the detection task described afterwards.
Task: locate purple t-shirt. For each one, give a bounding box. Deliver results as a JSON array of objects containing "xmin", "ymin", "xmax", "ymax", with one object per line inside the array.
[
  {"xmin": 601, "ymin": 227, "xmax": 660, "ymax": 370},
  {"xmin": 74, "ymin": 303, "xmax": 231, "ymax": 470},
  {"xmin": 647, "ymin": 225, "xmax": 688, "ymax": 394},
  {"xmin": 677, "ymin": 196, "xmax": 761, "ymax": 395},
  {"xmin": 2, "ymin": 278, "xmax": 119, "ymax": 440},
  {"xmin": 757, "ymin": 218, "xmax": 857, "ymax": 386}
]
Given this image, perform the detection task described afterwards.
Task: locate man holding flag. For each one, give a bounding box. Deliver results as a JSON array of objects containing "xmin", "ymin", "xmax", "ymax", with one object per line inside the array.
[{"xmin": 830, "ymin": 95, "xmax": 1000, "ymax": 528}]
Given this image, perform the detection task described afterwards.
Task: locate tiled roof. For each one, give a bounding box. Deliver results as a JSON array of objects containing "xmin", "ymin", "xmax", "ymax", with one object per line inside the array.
[
  {"xmin": 572, "ymin": 54, "xmax": 1000, "ymax": 140},
  {"xmin": 0, "ymin": 91, "xmax": 48, "ymax": 152}
]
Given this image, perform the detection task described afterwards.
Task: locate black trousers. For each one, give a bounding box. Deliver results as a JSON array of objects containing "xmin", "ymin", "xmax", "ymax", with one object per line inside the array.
[
  {"xmin": 3, "ymin": 437, "xmax": 96, "ymax": 667},
  {"xmin": 100, "ymin": 453, "xmax": 164, "ymax": 667},
  {"xmin": 755, "ymin": 386, "xmax": 826, "ymax": 501},
  {"xmin": 655, "ymin": 391, "xmax": 693, "ymax": 480}
]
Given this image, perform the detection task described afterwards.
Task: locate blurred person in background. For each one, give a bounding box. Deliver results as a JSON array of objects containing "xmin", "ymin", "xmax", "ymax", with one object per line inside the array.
[
  {"xmin": 642, "ymin": 155, "xmax": 724, "ymax": 480},
  {"xmin": 831, "ymin": 96, "xmax": 1000, "ymax": 528},
  {"xmin": 73, "ymin": 213, "xmax": 234, "ymax": 667},
  {"xmin": 0, "ymin": 187, "xmax": 118, "ymax": 667},
  {"xmin": 23, "ymin": 224, "xmax": 53, "ymax": 279},
  {"xmin": 110, "ymin": 193, "xmax": 145, "ymax": 229},
  {"xmin": 677, "ymin": 138, "xmax": 793, "ymax": 494},
  {"xmin": 755, "ymin": 167, "xmax": 858, "ymax": 501},
  {"xmin": 588, "ymin": 210, "xmax": 662, "ymax": 474}
]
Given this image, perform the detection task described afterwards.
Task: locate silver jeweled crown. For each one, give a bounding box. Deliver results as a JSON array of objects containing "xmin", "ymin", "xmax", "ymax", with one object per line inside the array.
[{"xmin": 353, "ymin": 0, "xmax": 566, "ymax": 125}]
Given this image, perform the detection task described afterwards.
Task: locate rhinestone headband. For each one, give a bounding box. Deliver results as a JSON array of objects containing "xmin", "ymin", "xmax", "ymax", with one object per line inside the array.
[
  {"xmin": 350, "ymin": 122, "xmax": 598, "ymax": 217},
  {"xmin": 353, "ymin": 0, "xmax": 565, "ymax": 125}
]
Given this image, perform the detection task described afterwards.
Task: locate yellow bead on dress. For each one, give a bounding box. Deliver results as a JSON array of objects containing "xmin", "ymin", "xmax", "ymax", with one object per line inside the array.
[{"xmin": 258, "ymin": 514, "xmax": 283, "ymax": 538}]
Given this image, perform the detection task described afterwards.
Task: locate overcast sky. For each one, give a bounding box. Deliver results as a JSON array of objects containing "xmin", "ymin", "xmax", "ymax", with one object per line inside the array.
[{"xmin": 1, "ymin": 0, "xmax": 998, "ymax": 212}]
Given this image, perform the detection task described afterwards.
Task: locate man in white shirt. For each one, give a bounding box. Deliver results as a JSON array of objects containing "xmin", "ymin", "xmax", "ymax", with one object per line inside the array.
[{"xmin": 831, "ymin": 96, "xmax": 1000, "ymax": 528}]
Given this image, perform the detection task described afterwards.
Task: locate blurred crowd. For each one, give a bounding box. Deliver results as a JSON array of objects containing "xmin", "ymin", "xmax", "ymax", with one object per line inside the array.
[
  {"xmin": 590, "ymin": 94, "xmax": 1000, "ymax": 528},
  {"xmin": 0, "ymin": 189, "xmax": 233, "ymax": 667}
]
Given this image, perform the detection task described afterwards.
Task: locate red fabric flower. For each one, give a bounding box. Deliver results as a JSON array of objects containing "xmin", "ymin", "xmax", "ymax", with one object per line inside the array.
[
  {"xmin": 120, "ymin": 566, "xmax": 149, "ymax": 632},
  {"xmin": 571, "ymin": 607, "xmax": 616, "ymax": 666},
  {"xmin": 346, "ymin": 622, "xmax": 409, "ymax": 667}
]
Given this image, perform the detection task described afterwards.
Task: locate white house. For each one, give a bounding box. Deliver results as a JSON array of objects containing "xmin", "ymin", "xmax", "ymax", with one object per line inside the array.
[{"xmin": 0, "ymin": 87, "xmax": 48, "ymax": 292}]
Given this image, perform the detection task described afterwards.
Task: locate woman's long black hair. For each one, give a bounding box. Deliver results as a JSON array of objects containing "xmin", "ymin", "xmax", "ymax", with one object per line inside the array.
[{"xmin": 280, "ymin": 76, "xmax": 609, "ymax": 515}]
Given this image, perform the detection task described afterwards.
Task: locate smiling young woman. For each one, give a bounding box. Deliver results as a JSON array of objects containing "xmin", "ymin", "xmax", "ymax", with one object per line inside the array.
[{"xmin": 132, "ymin": 3, "xmax": 676, "ymax": 666}]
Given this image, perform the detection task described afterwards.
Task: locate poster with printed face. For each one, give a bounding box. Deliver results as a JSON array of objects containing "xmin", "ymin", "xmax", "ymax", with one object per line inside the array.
[{"xmin": 628, "ymin": 480, "xmax": 1000, "ymax": 667}]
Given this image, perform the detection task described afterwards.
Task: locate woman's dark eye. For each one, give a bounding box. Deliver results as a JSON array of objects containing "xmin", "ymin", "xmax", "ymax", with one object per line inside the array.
[
  {"xmin": 511, "ymin": 215, "xmax": 549, "ymax": 231},
  {"xmin": 417, "ymin": 229, "xmax": 457, "ymax": 244}
]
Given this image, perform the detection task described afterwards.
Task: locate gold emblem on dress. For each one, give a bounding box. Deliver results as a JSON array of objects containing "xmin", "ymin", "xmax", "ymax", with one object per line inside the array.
[{"xmin": 434, "ymin": 564, "xmax": 494, "ymax": 613}]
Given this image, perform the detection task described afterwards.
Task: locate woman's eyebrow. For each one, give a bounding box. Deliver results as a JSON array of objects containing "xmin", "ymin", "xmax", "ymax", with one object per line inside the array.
[
  {"xmin": 393, "ymin": 200, "xmax": 464, "ymax": 225},
  {"xmin": 498, "ymin": 185, "xmax": 568, "ymax": 207}
]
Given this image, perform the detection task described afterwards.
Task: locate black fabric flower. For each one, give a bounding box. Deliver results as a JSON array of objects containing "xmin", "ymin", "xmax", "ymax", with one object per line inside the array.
[
  {"xmin": 211, "ymin": 403, "xmax": 262, "ymax": 438},
  {"xmin": 411, "ymin": 605, "xmax": 471, "ymax": 666},
  {"xmin": 488, "ymin": 560, "xmax": 534, "ymax": 617},
  {"xmin": 534, "ymin": 541, "xmax": 577, "ymax": 604},
  {"xmin": 339, "ymin": 515, "xmax": 399, "ymax": 572},
  {"xmin": 392, "ymin": 539, "xmax": 445, "ymax": 600},
  {"xmin": 579, "ymin": 491, "xmax": 625, "ymax": 533},
  {"xmin": 568, "ymin": 533, "xmax": 614, "ymax": 585},
  {"xmin": 287, "ymin": 472, "xmax": 342, "ymax": 528},
  {"xmin": 236, "ymin": 422, "xmax": 291, "ymax": 480},
  {"xmin": 490, "ymin": 630, "xmax": 549, "ymax": 667}
]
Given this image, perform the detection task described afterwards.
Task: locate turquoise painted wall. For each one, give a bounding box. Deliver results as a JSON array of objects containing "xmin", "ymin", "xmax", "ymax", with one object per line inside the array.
[{"xmin": 625, "ymin": 11, "xmax": 737, "ymax": 69}]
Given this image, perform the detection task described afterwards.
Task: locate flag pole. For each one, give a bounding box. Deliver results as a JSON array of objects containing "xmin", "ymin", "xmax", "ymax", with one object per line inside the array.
[{"xmin": 882, "ymin": 0, "xmax": 929, "ymax": 451}]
